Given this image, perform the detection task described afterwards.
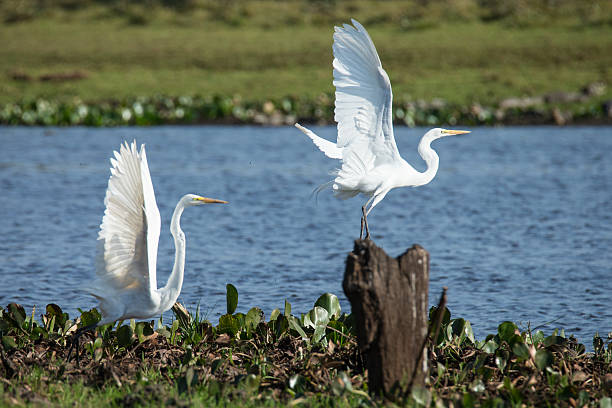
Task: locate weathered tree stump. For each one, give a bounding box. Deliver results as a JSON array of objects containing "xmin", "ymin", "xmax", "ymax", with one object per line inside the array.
[{"xmin": 343, "ymin": 239, "xmax": 429, "ymax": 395}]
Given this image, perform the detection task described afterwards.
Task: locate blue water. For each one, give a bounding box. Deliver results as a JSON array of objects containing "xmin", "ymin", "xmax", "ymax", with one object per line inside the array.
[{"xmin": 0, "ymin": 126, "xmax": 611, "ymax": 346}]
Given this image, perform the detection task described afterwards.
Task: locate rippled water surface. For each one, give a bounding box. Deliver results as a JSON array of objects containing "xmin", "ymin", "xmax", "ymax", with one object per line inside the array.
[{"xmin": 1, "ymin": 126, "xmax": 611, "ymax": 344}]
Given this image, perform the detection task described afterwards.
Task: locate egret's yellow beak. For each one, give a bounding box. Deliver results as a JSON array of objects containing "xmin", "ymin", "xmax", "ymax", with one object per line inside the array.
[
  {"xmin": 196, "ymin": 196, "xmax": 228, "ymax": 204},
  {"xmin": 442, "ymin": 129, "xmax": 471, "ymax": 135}
]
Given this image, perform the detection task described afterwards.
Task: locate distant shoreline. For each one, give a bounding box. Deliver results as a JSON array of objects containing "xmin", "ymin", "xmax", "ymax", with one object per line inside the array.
[{"xmin": 2, "ymin": 94, "xmax": 610, "ymax": 127}]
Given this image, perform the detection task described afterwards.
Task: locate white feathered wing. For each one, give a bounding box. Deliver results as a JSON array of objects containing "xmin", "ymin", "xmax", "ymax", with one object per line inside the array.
[
  {"xmin": 92, "ymin": 141, "xmax": 161, "ymax": 324},
  {"xmin": 296, "ymin": 19, "xmax": 401, "ymax": 199}
]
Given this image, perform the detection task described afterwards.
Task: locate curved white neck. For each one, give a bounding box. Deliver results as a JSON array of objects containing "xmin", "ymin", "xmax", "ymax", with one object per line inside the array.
[
  {"xmin": 416, "ymin": 132, "xmax": 440, "ymax": 186},
  {"xmin": 159, "ymin": 199, "xmax": 188, "ymax": 311}
]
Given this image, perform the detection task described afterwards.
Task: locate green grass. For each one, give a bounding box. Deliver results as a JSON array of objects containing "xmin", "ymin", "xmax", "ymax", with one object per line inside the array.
[{"xmin": 1, "ymin": 1, "xmax": 611, "ymax": 106}]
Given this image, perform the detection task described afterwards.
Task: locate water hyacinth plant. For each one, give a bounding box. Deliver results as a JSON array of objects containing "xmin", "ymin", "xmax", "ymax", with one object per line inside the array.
[
  {"xmin": 1, "ymin": 89, "xmax": 609, "ymax": 127},
  {"xmin": 0, "ymin": 286, "xmax": 611, "ymax": 406}
]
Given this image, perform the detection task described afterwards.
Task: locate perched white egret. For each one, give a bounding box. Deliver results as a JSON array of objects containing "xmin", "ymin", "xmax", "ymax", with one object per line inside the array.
[
  {"xmin": 295, "ymin": 19, "xmax": 469, "ymax": 239},
  {"xmin": 69, "ymin": 141, "xmax": 226, "ymax": 362}
]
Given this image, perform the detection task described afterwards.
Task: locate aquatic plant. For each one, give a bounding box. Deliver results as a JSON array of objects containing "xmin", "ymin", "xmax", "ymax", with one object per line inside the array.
[
  {"xmin": 0, "ymin": 91, "xmax": 608, "ymax": 127},
  {"xmin": 0, "ymin": 288, "xmax": 611, "ymax": 406}
]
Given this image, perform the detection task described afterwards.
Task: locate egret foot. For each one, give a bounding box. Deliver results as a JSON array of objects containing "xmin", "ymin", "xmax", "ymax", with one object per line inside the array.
[{"xmin": 66, "ymin": 324, "xmax": 96, "ymax": 366}]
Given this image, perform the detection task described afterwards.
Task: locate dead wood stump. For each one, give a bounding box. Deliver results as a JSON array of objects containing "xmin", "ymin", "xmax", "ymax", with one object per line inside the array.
[{"xmin": 343, "ymin": 239, "xmax": 429, "ymax": 395}]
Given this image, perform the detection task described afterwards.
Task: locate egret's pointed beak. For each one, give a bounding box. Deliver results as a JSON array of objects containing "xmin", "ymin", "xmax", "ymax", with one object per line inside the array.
[
  {"xmin": 442, "ymin": 129, "xmax": 471, "ymax": 136},
  {"xmin": 196, "ymin": 196, "xmax": 228, "ymax": 204}
]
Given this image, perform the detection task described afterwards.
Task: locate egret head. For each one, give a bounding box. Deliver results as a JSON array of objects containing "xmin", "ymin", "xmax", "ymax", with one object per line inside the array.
[
  {"xmin": 420, "ymin": 128, "xmax": 470, "ymax": 145},
  {"xmin": 184, "ymin": 194, "xmax": 228, "ymax": 207},
  {"xmin": 430, "ymin": 128, "xmax": 471, "ymax": 140}
]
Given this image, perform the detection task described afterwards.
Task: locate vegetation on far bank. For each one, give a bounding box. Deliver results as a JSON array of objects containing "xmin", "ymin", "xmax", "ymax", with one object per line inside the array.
[
  {"xmin": 1, "ymin": 285, "xmax": 611, "ymax": 406},
  {"xmin": 1, "ymin": 0, "xmax": 611, "ymax": 126}
]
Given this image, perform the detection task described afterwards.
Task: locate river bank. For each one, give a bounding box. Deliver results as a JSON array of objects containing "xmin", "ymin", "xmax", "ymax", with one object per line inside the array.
[
  {"xmin": 2, "ymin": 83, "xmax": 610, "ymax": 127},
  {"xmin": 1, "ymin": 289, "xmax": 611, "ymax": 406}
]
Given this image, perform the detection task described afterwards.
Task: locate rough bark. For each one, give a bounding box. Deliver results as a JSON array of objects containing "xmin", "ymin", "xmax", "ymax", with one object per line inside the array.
[{"xmin": 343, "ymin": 239, "xmax": 429, "ymax": 395}]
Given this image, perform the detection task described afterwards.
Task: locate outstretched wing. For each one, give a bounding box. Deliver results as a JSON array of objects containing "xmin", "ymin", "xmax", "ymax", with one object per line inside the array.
[
  {"xmin": 333, "ymin": 19, "xmax": 399, "ymax": 168},
  {"xmin": 94, "ymin": 141, "xmax": 161, "ymax": 297},
  {"xmin": 295, "ymin": 123, "xmax": 343, "ymax": 159}
]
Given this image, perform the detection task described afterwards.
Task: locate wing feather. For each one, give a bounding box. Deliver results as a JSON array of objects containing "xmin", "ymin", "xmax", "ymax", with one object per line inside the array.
[
  {"xmin": 94, "ymin": 141, "xmax": 161, "ymax": 297},
  {"xmin": 332, "ymin": 19, "xmax": 399, "ymax": 171},
  {"xmin": 295, "ymin": 123, "xmax": 343, "ymax": 159}
]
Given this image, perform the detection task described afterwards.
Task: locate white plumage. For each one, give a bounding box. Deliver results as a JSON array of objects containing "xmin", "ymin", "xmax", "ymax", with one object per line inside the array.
[
  {"xmin": 90, "ymin": 141, "xmax": 227, "ymax": 326},
  {"xmin": 295, "ymin": 19, "xmax": 469, "ymax": 238}
]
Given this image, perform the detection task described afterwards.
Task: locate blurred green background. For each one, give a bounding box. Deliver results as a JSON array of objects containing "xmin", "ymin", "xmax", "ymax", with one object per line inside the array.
[{"xmin": 1, "ymin": 0, "xmax": 611, "ymax": 124}]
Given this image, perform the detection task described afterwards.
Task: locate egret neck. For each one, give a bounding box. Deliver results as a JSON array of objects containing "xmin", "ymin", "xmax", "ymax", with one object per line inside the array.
[
  {"xmin": 159, "ymin": 197, "xmax": 188, "ymax": 310},
  {"xmin": 413, "ymin": 130, "xmax": 440, "ymax": 187}
]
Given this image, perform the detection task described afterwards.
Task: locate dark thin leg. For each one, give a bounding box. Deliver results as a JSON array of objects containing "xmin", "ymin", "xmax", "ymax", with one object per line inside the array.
[
  {"xmin": 360, "ymin": 208, "xmax": 365, "ymax": 240},
  {"xmin": 362, "ymin": 205, "xmax": 370, "ymax": 240},
  {"xmin": 66, "ymin": 324, "xmax": 97, "ymax": 366}
]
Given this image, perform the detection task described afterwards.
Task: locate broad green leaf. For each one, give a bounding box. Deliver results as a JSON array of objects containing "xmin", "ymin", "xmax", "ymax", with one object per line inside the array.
[
  {"xmin": 135, "ymin": 322, "xmax": 154, "ymax": 342},
  {"xmin": 117, "ymin": 325, "xmax": 133, "ymax": 347},
  {"xmin": 8, "ymin": 303, "xmax": 26, "ymax": 328},
  {"xmin": 482, "ymin": 339, "xmax": 498, "ymax": 354},
  {"xmin": 80, "ymin": 309, "xmax": 101, "ymax": 328},
  {"xmin": 226, "ymin": 284, "xmax": 238, "ymax": 315},
  {"xmin": 245, "ymin": 307, "xmax": 263, "ymax": 331},
  {"xmin": 308, "ymin": 306, "xmax": 330, "ymax": 328},
  {"xmin": 600, "ymin": 397, "xmax": 612, "ymax": 408},
  {"xmin": 45, "ymin": 304, "xmax": 67, "ymax": 329},
  {"xmin": 303, "ymin": 312, "xmax": 313, "ymax": 329},
  {"xmin": 30, "ymin": 326, "xmax": 48, "ymax": 340},
  {"xmin": 272, "ymin": 314, "xmax": 289, "ymax": 338},
  {"xmin": 284, "ymin": 300, "xmax": 291, "ymax": 317},
  {"xmin": 1, "ymin": 336, "xmax": 17, "ymax": 350},
  {"xmin": 530, "ymin": 330, "xmax": 546, "ymax": 345},
  {"xmin": 234, "ymin": 312, "xmax": 245, "ymax": 330},
  {"xmin": 312, "ymin": 325, "xmax": 326, "ymax": 343},
  {"xmin": 314, "ymin": 293, "xmax": 341, "ymax": 319},
  {"xmin": 497, "ymin": 321, "xmax": 518, "ymax": 343},
  {"xmin": 449, "ymin": 318, "xmax": 474, "ymax": 343},
  {"xmin": 463, "ymin": 320, "xmax": 475, "ymax": 344},
  {"xmin": 543, "ymin": 335, "xmax": 567, "ymax": 347},
  {"xmin": 288, "ymin": 316, "xmax": 308, "ymax": 340},
  {"xmin": 495, "ymin": 356, "xmax": 506, "ymax": 372},
  {"xmin": 269, "ymin": 309, "xmax": 280, "ymax": 321},
  {"xmin": 429, "ymin": 306, "xmax": 451, "ymax": 326},
  {"xmin": 219, "ymin": 314, "xmax": 240, "ymax": 336},
  {"xmin": 94, "ymin": 337, "xmax": 103, "ymax": 349},
  {"xmin": 535, "ymin": 349, "xmax": 554, "ymax": 370},
  {"xmin": 512, "ymin": 342, "xmax": 530, "ymax": 360}
]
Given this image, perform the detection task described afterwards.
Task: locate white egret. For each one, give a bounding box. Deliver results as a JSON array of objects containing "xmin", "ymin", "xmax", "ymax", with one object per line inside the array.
[
  {"xmin": 295, "ymin": 19, "xmax": 469, "ymax": 239},
  {"xmin": 69, "ymin": 141, "xmax": 227, "ymax": 362}
]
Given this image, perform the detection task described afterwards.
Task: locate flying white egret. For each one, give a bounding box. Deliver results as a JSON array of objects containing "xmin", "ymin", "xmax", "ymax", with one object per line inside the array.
[
  {"xmin": 69, "ymin": 141, "xmax": 227, "ymax": 362},
  {"xmin": 295, "ymin": 19, "xmax": 469, "ymax": 239}
]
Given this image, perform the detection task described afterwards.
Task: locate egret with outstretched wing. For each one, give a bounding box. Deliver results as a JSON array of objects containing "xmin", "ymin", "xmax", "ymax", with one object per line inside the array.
[
  {"xmin": 296, "ymin": 19, "xmax": 469, "ymax": 239},
  {"xmin": 69, "ymin": 141, "xmax": 226, "ymax": 362}
]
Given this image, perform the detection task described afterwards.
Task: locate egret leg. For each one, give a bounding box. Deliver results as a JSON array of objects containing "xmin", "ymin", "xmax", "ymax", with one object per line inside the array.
[
  {"xmin": 66, "ymin": 324, "xmax": 97, "ymax": 366},
  {"xmin": 362, "ymin": 205, "xmax": 370, "ymax": 240},
  {"xmin": 360, "ymin": 206, "xmax": 365, "ymax": 240}
]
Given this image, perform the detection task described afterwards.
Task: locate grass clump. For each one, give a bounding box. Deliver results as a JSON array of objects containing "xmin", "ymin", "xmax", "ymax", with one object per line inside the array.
[{"xmin": 1, "ymin": 285, "xmax": 611, "ymax": 406}]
